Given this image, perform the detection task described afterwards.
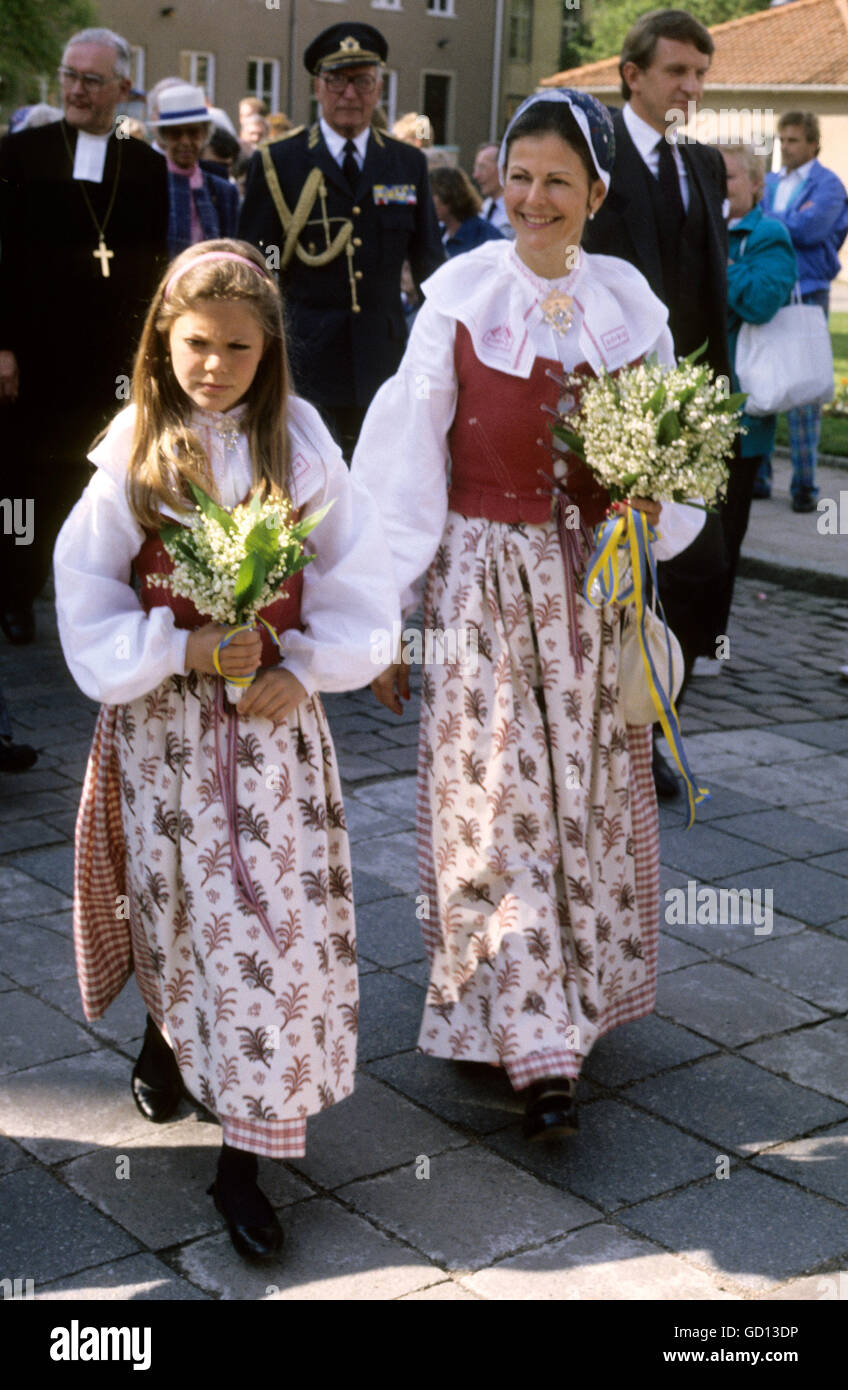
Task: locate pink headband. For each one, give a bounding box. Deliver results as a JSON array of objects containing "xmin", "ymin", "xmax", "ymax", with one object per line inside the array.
[{"xmin": 163, "ymin": 251, "xmax": 268, "ymax": 301}]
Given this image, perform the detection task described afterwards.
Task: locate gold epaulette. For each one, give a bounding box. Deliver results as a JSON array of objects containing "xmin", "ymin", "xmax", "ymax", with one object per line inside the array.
[{"xmin": 270, "ymin": 125, "xmax": 305, "ymax": 144}]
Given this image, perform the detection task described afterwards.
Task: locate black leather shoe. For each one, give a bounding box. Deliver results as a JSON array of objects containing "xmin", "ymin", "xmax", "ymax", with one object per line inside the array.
[
  {"xmin": 0, "ymin": 737, "xmax": 38, "ymax": 772},
  {"xmin": 522, "ymin": 1078, "xmax": 579, "ymax": 1141},
  {"xmin": 131, "ymin": 1015, "xmax": 183, "ymax": 1123},
  {"xmin": 0, "ymin": 606, "xmax": 35, "ymax": 644},
  {"xmin": 791, "ymin": 489, "xmax": 817, "ymax": 513},
  {"xmin": 207, "ymin": 1178, "xmax": 284, "ymax": 1261},
  {"xmin": 652, "ymin": 744, "xmax": 680, "ymax": 800}
]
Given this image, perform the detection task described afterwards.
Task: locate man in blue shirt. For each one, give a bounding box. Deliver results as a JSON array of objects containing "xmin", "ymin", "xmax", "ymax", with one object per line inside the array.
[{"xmin": 759, "ymin": 112, "xmax": 848, "ymax": 510}]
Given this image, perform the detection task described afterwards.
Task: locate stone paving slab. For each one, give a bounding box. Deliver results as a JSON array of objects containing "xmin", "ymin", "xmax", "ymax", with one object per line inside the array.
[
  {"xmin": 626, "ymin": 1055, "xmax": 846, "ymax": 1156},
  {"xmin": 0, "ymin": 1164, "xmax": 139, "ymax": 1285},
  {"xmin": 336, "ymin": 1146, "xmax": 600, "ymax": 1272},
  {"xmin": 714, "ymin": 863, "xmax": 847, "ymax": 928},
  {"xmin": 349, "ymin": 776, "xmax": 418, "ymax": 820},
  {"xmin": 0, "ymin": 866, "xmax": 71, "ymax": 921},
  {"xmin": 0, "ymin": 990, "xmax": 96, "ymax": 1077},
  {"xmin": 7, "ymin": 845, "xmax": 75, "ymax": 895},
  {"xmin": 352, "ymin": 830, "xmax": 417, "ymax": 891},
  {"xmin": 0, "ymin": 1133, "xmax": 32, "ymax": 1177},
  {"xmin": 177, "ymin": 1197, "xmax": 441, "ymax": 1300},
  {"xmin": 35, "ymin": 1254, "xmax": 210, "ymax": 1300},
  {"xmin": 581, "ymin": 1012, "xmax": 717, "ymax": 1088},
  {"xmin": 658, "ymin": 825, "xmax": 785, "ymax": 879},
  {"xmin": 63, "ymin": 1119, "xmax": 312, "ymax": 1249},
  {"xmin": 654, "ymin": 960, "xmax": 827, "ymax": 1046},
  {"xmin": 0, "ymin": 918, "xmax": 77, "ymax": 986},
  {"xmin": 484, "ymin": 1100, "xmax": 717, "ymax": 1211},
  {"xmin": 0, "ymin": 1048, "xmax": 159, "ymax": 1163},
  {"xmin": 656, "ymin": 933, "xmax": 711, "ymax": 973},
  {"xmin": 365, "ymin": 1053, "xmax": 521, "ymax": 1134},
  {"xmin": 753, "ymin": 1122, "xmax": 848, "ymax": 1207},
  {"xmin": 399, "ymin": 1278, "xmax": 480, "ymax": 1299},
  {"xmin": 740, "ymin": 1019, "xmax": 848, "ymax": 1105},
  {"xmin": 357, "ymin": 972, "xmax": 425, "ymax": 1062},
  {"xmin": 660, "ymin": 908, "xmax": 805, "ymax": 957},
  {"xmin": 288, "ymin": 1074, "xmax": 469, "ymax": 1189},
  {"xmin": 617, "ymin": 1168, "xmax": 848, "ymax": 1293},
  {"xmin": 716, "ymin": 809, "xmax": 848, "ymax": 857},
  {"xmin": 460, "ymin": 1222, "xmax": 741, "ymax": 1301},
  {"xmin": 354, "ymin": 894, "xmax": 425, "ymax": 967},
  {"xmin": 33, "ymin": 974, "xmax": 147, "ymax": 1049},
  {"xmin": 776, "ymin": 720, "xmax": 848, "ymax": 751},
  {"xmin": 794, "ymin": 798, "xmax": 848, "ymax": 831},
  {"xmin": 725, "ymin": 932, "xmax": 848, "ymax": 1013}
]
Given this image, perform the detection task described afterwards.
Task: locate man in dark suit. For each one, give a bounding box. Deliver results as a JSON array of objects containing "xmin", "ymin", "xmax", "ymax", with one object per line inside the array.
[
  {"xmin": 238, "ymin": 22, "xmax": 444, "ymax": 457},
  {"xmin": 583, "ymin": 9, "xmax": 737, "ymax": 797},
  {"xmin": 0, "ymin": 27, "xmax": 169, "ymax": 643}
]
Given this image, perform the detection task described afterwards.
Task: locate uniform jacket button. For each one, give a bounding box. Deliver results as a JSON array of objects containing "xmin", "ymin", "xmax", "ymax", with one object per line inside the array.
[
  {"xmin": 352, "ymin": 206, "xmax": 361, "ymax": 215},
  {"xmin": 352, "ymin": 237, "xmax": 362, "ymax": 247},
  {"xmin": 355, "ymin": 270, "xmax": 363, "ymax": 280}
]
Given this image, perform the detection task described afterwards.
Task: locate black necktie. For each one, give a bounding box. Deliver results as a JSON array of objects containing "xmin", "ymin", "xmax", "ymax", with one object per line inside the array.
[
  {"xmin": 656, "ymin": 137, "xmax": 685, "ymax": 230},
  {"xmin": 485, "ymin": 199, "xmax": 495, "ymax": 221},
  {"xmin": 342, "ymin": 139, "xmax": 359, "ymax": 191}
]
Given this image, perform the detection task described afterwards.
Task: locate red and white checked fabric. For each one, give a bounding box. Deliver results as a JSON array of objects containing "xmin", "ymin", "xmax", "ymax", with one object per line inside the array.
[
  {"xmin": 221, "ymin": 1114, "xmax": 307, "ymax": 1159},
  {"xmin": 73, "ymin": 705, "xmax": 133, "ymax": 1021}
]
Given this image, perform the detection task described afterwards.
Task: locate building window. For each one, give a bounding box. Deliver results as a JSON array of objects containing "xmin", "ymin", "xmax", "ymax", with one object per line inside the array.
[
  {"xmin": 247, "ymin": 58, "xmax": 280, "ymax": 110},
  {"xmin": 381, "ymin": 68, "xmax": 398, "ymax": 128},
  {"xmin": 129, "ymin": 45, "xmax": 145, "ymax": 92},
  {"xmin": 180, "ymin": 51, "xmax": 215, "ymax": 101},
  {"xmin": 427, "ymin": 0, "xmax": 455, "ymax": 15},
  {"xmin": 421, "ymin": 71, "xmax": 452, "ymax": 145},
  {"xmin": 508, "ymin": 0, "xmax": 533, "ymax": 63},
  {"xmin": 372, "ymin": 0, "xmax": 403, "ymax": 9}
]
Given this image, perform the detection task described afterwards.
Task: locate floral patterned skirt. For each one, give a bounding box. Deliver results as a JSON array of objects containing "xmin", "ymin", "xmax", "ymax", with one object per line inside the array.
[
  {"xmin": 415, "ymin": 512, "xmax": 659, "ymax": 1090},
  {"xmin": 105, "ymin": 672, "xmax": 357, "ymax": 1157}
]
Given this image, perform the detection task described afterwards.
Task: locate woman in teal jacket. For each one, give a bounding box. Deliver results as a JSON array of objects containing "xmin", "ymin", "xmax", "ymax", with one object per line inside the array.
[{"xmin": 721, "ymin": 145, "xmax": 797, "ymax": 539}]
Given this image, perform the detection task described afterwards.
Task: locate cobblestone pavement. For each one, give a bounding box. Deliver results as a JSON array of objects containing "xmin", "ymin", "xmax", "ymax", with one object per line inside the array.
[{"xmin": 0, "ymin": 575, "xmax": 847, "ymax": 1302}]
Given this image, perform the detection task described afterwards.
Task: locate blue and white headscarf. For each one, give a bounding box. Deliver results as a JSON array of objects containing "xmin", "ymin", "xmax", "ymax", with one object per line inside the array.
[{"xmin": 499, "ymin": 89, "xmax": 616, "ymax": 190}]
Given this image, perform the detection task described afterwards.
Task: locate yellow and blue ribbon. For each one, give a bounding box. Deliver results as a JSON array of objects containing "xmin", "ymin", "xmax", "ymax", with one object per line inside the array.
[
  {"xmin": 584, "ymin": 506, "xmax": 709, "ymax": 827},
  {"xmin": 212, "ymin": 616, "xmax": 282, "ymax": 689}
]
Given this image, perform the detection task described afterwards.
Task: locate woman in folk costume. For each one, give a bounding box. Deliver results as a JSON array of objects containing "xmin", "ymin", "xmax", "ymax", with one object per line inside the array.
[
  {"xmin": 353, "ymin": 92, "xmax": 704, "ymax": 1140},
  {"xmin": 54, "ymin": 239, "xmax": 398, "ymax": 1259}
]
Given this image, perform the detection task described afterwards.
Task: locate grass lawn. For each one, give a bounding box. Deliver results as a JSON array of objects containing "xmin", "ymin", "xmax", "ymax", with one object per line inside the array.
[{"xmin": 774, "ymin": 310, "xmax": 848, "ymax": 456}]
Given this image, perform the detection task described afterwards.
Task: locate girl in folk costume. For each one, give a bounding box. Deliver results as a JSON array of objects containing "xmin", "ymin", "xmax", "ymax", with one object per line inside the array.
[
  {"xmin": 55, "ymin": 238, "xmax": 398, "ymax": 1259},
  {"xmin": 353, "ymin": 93, "xmax": 704, "ymax": 1140}
]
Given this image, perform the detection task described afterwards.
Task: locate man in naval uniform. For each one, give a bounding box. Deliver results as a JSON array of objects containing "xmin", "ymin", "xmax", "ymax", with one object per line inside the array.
[{"xmin": 238, "ymin": 22, "xmax": 444, "ymax": 457}]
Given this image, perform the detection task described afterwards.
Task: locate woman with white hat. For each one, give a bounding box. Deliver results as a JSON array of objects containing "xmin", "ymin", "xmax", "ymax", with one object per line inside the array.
[
  {"xmin": 153, "ymin": 83, "xmax": 239, "ymax": 258},
  {"xmin": 353, "ymin": 91, "xmax": 704, "ymax": 1141}
]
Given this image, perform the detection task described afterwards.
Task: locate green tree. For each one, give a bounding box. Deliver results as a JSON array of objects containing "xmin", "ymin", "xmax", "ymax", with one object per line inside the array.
[
  {"xmin": 0, "ymin": 0, "xmax": 96, "ymax": 122},
  {"xmin": 586, "ymin": 0, "xmax": 774, "ymax": 63}
]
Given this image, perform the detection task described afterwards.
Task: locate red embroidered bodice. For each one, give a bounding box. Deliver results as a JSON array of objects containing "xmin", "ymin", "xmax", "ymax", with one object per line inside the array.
[
  {"xmin": 447, "ymin": 321, "xmax": 611, "ymax": 527},
  {"xmin": 133, "ymin": 530, "xmax": 304, "ymax": 671}
]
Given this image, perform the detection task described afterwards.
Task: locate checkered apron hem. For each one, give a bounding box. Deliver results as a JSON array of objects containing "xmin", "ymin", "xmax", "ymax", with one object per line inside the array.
[{"xmin": 73, "ymin": 704, "xmax": 133, "ymax": 1021}]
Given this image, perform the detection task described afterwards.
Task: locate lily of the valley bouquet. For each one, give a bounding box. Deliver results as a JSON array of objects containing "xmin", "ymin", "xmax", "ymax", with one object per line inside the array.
[
  {"xmin": 550, "ymin": 347, "xmax": 743, "ymax": 508},
  {"xmin": 548, "ymin": 348, "xmax": 745, "ymax": 825},
  {"xmin": 155, "ymin": 483, "xmax": 330, "ymax": 703}
]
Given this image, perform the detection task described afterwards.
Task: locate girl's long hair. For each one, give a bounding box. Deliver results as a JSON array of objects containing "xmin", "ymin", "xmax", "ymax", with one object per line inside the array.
[{"xmin": 126, "ymin": 238, "xmax": 291, "ymax": 528}]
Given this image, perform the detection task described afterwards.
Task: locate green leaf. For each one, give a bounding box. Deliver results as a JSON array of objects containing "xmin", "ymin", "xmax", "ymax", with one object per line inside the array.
[
  {"xmin": 646, "ymin": 382, "xmax": 667, "ymax": 414},
  {"xmin": 549, "ymin": 424, "xmax": 585, "ymax": 458},
  {"xmin": 290, "ymin": 500, "xmax": 335, "ymax": 540},
  {"xmin": 245, "ymin": 515, "xmax": 281, "ymax": 563},
  {"xmin": 188, "ymin": 481, "xmax": 234, "ymax": 533},
  {"xmin": 657, "ymin": 409, "xmax": 682, "ymax": 445},
  {"xmin": 234, "ymin": 552, "xmax": 266, "ymax": 614},
  {"xmin": 715, "ymin": 391, "xmax": 748, "ymax": 413},
  {"xmin": 247, "ymin": 492, "xmax": 263, "ymax": 514},
  {"xmin": 681, "ymin": 340, "xmax": 709, "ymax": 366}
]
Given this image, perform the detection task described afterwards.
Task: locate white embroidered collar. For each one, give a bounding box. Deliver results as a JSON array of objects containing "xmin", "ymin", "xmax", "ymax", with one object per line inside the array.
[{"xmin": 420, "ymin": 240, "xmax": 669, "ymax": 378}]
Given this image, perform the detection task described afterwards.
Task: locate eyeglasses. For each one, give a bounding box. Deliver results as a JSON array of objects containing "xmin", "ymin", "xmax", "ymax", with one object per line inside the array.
[
  {"xmin": 320, "ymin": 72, "xmax": 378, "ymax": 94},
  {"xmin": 58, "ymin": 66, "xmax": 116, "ymax": 90}
]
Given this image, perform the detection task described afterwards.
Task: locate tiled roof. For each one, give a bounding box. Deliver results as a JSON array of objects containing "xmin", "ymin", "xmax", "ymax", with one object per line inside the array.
[{"xmin": 542, "ymin": 0, "xmax": 848, "ymax": 88}]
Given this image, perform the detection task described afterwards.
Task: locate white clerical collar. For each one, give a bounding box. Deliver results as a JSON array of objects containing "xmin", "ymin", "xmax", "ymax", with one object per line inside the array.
[
  {"xmin": 319, "ymin": 116, "xmax": 369, "ymax": 165},
  {"xmin": 72, "ymin": 128, "xmax": 111, "ymax": 183},
  {"xmin": 623, "ymin": 101, "xmax": 675, "ymax": 163}
]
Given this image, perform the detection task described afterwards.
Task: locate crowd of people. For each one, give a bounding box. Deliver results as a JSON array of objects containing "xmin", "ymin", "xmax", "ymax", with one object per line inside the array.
[{"xmin": 0, "ymin": 9, "xmax": 846, "ymax": 1261}]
